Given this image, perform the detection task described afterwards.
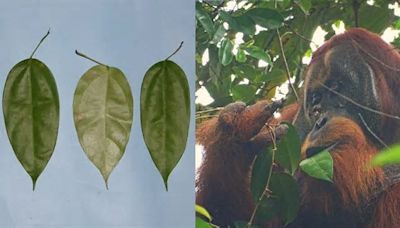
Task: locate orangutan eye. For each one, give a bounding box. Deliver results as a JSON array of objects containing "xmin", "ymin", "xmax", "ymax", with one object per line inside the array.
[{"xmin": 311, "ymin": 92, "xmax": 322, "ymax": 106}]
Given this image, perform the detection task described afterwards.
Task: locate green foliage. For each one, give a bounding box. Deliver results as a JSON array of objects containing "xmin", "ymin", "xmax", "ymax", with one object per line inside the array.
[
  {"xmin": 73, "ymin": 52, "xmax": 133, "ymax": 189},
  {"xmin": 196, "ymin": 0, "xmax": 398, "ymax": 108},
  {"xmin": 269, "ymin": 173, "xmax": 300, "ymax": 224},
  {"xmin": 196, "ymin": 217, "xmax": 214, "ymax": 228},
  {"xmin": 3, "ymin": 31, "xmax": 59, "ymax": 190},
  {"xmin": 372, "ymin": 144, "xmax": 400, "ymax": 167},
  {"xmin": 196, "ymin": 204, "xmax": 212, "ymax": 221},
  {"xmin": 299, "ymin": 150, "xmax": 333, "ymax": 182},
  {"xmin": 275, "ymin": 123, "xmax": 301, "ymax": 175},
  {"xmin": 219, "ymin": 38, "xmax": 234, "ymax": 66},
  {"xmin": 242, "ymin": 123, "xmax": 331, "ymax": 225},
  {"xmin": 141, "ymin": 45, "xmax": 190, "ymax": 191},
  {"xmin": 196, "ymin": 205, "xmax": 217, "ymax": 228},
  {"xmin": 251, "ymin": 147, "xmax": 273, "ymax": 201},
  {"xmin": 197, "ymin": 0, "xmax": 399, "ymax": 225},
  {"xmin": 234, "ymin": 221, "xmax": 260, "ymax": 228}
]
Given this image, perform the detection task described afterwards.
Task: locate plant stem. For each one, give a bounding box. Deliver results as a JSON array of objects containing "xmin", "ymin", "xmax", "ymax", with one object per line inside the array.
[
  {"xmin": 75, "ymin": 50, "xmax": 108, "ymax": 67},
  {"xmin": 276, "ymin": 29, "xmax": 299, "ymax": 101},
  {"xmin": 247, "ymin": 126, "xmax": 277, "ymax": 228},
  {"xmin": 30, "ymin": 29, "xmax": 50, "ymax": 59},
  {"xmin": 166, "ymin": 41, "xmax": 184, "ymax": 60},
  {"xmin": 196, "ymin": 107, "xmax": 224, "ymax": 114}
]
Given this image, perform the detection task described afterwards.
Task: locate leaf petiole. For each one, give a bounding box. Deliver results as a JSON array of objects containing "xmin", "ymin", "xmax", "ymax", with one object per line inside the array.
[
  {"xmin": 166, "ymin": 41, "xmax": 184, "ymax": 60},
  {"xmin": 75, "ymin": 50, "xmax": 109, "ymax": 67},
  {"xmin": 30, "ymin": 29, "xmax": 50, "ymax": 59}
]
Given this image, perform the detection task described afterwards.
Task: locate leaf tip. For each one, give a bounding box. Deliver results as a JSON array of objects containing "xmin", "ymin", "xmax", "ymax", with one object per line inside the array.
[
  {"xmin": 103, "ymin": 176, "xmax": 110, "ymax": 190},
  {"xmin": 164, "ymin": 181, "xmax": 168, "ymax": 191},
  {"xmin": 32, "ymin": 179, "xmax": 37, "ymax": 191}
]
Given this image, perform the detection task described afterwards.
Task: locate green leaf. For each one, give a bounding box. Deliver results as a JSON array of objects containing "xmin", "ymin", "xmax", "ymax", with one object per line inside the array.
[
  {"xmin": 372, "ymin": 144, "xmax": 400, "ymax": 167},
  {"xmin": 255, "ymin": 197, "xmax": 280, "ymax": 222},
  {"xmin": 210, "ymin": 23, "xmax": 225, "ymax": 44},
  {"xmin": 73, "ymin": 64, "xmax": 133, "ymax": 189},
  {"xmin": 196, "ymin": 217, "xmax": 213, "ymax": 228},
  {"xmin": 235, "ymin": 49, "xmax": 247, "ymax": 63},
  {"xmin": 141, "ymin": 60, "xmax": 190, "ymax": 190},
  {"xmin": 296, "ymin": 0, "xmax": 311, "ymax": 14},
  {"xmin": 264, "ymin": 68, "xmax": 286, "ymax": 85},
  {"xmin": 270, "ymin": 173, "xmax": 300, "ymax": 224},
  {"xmin": 393, "ymin": 18, "xmax": 400, "ymax": 30},
  {"xmin": 244, "ymin": 46, "xmax": 272, "ymax": 65},
  {"xmin": 3, "ymin": 31, "xmax": 59, "ymax": 190},
  {"xmin": 196, "ymin": 205, "xmax": 212, "ymax": 221},
  {"xmin": 235, "ymin": 14, "xmax": 257, "ymax": 34},
  {"xmin": 234, "ymin": 221, "xmax": 260, "ymax": 228},
  {"xmin": 251, "ymin": 147, "xmax": 273, "ymax": 201},
  {"xmin": 256, "ymin": 173, "xmax": 300, "ymax": 224},
  {"xmin": 196, "ymin": 2, "xmax": 215, "ymax": 38},
  {"xmin": 300, "ymin": 150, "xmax": 333, "ymax": 182},
  {"xmin": 231, "ymin": 84, "xmax": 256, "ymax": 103},
  {"xmin": 232, "ymin": 65, "xmax": 257, "ymax": 81},
  {"xmin": 275, "ymin": 123, "xmax": 301, "ymax": 175},
  {"xmin": 244, "ymin": 8, "xmax": 284, "ymax": 29},
  {"xmin": 219, "ymin": 11, "xmax": 256, "ymax": 35},
  {"xmin": 358, "ymin": 5, "xmax": 392, "ymax": 34},
  {"xmin": 218, "ymin": 38, "xmax": 234, "ymax": 66},
  {"xmin": 3, "ymin": 58, "xmax": 60, "ymax": 190}
]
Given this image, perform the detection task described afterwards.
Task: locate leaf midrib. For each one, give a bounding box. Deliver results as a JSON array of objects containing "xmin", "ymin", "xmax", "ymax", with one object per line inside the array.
[{"xmin": 28, "ymin": 62, "xmax": 37, "ymax": 178}]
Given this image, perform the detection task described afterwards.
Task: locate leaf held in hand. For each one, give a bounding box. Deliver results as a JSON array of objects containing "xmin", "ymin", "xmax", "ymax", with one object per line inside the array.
[
  {"xmin": 3, "ymin": 30, "xmax": 59, "ymax": 190},
  {"xmin": 73, "ymin": 51, "xmax": 133, "ymax": 189},
  {"xmin": 141, "ymin": 43, "xmax": 190, "ymax": 190}
]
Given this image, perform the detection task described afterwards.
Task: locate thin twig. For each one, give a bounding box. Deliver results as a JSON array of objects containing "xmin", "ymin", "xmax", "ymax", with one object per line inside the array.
[
  {"xmin": 351, "ymin": 40, "xmax": 400, "ymax": 72},
  {"xmin": 358, "ymin": 113, "xmax": 388, "ymax": 148},
  {"xmin": 286, "ymin": 25, "xmax": 318, "ymax": 47},
  {"xmin": 247, "ymin": 125, "xmax": 277, "ymax": 228},
  {"xmin": 196, "ymin": 107, "xmax": 224, "ymax": 114},
  {"xmin": 318, "ymin": 82, "xmax": 400, "ymax": 120},
  {"xmin": 276, "ymin": 29, "xmax": 299, "ymax": 101},
  {"xmin": 352, "ymin": 0, "xmax": 360, "ymax": 27},
  {"xmin": 166, "ymin": 41, "xmax": 184, "ymax": 60},
  {"xmin": 30, "ymin": 29, "xmax": 50, "ymax": 59},
  {"xmin": 195, "ymin": 115, "xmax": 219, "ymax": 120}
]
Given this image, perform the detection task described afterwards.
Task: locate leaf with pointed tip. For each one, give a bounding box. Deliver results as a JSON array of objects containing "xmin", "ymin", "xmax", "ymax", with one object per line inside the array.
[
  {"xmin": 299, "ymin": 150, "xmax": 333, "ymax": 182},
  {"xmin": 218, "ymin": 38, "xmax": 234, "ymax": 66},
  {"xmin": 141, "ymin": 60, "xmax": 190, "ymax": 190},
  {"xmin": 73, "ymin": 65, "xmax": 133, "ymax": 188},
  {"xmin": 250, "ymin": 147, "xmax": 273, "ymax": 202},
  {"xmin": 196, "ymin": 204, "xmax": 212, "ymax": 222},
  {"xmin": 3, "ymin": 58, "xmax": 60, "ymax": 190}
]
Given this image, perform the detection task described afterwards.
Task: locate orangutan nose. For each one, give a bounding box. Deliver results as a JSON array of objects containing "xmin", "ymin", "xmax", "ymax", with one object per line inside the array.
[
  {"xmin": 308, "ymin": 116, "xmax": 329, "ymax": 142},
  {"xmin": 314, "ymin": 116, "xmax": 328, "ymax": 131}
]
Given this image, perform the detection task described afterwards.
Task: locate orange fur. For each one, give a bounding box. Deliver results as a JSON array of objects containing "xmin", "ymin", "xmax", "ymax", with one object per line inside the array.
[
  {"xmin": 369, "ymin": 183, "xmax": 400, "ymax": 228},
  {"xmin": 301, "ymin": 117, "xmax": 384, "ymax": 213},
  {"xmin": 196, "ymin": 101, "xmax": 298, "ymax": 227},
  {"xmin": 197, "ymin": 28, "xmax": 400, "ymax": 227}
]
